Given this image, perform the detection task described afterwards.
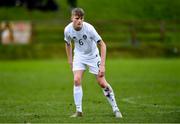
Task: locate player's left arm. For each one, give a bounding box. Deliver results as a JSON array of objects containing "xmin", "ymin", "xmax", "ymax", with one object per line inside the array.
[{"xmin": 97, "ymin": 40, "xmax": 106, "ymax": 77}]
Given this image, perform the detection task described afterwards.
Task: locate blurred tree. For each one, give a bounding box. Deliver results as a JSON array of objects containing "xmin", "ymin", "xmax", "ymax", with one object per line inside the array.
[
  {"xmin": 0, "ymin": 0, "xmax": 59, "ymax": 11},
  {"xmin": 67, "ymin": 0, "xmax": 77, "ymax": 9},
  {"xmin": 24, "ymin": 0, "xmax": 59, "ymax": 11},
  {"xmin": 0, "ymin": 0, "xmax": 16, "ymax": 7}
]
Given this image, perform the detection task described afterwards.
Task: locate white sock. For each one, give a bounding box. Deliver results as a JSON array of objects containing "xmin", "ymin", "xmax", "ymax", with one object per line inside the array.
[
  {"xmin": 73, "ymin": 85, "xmax": 83, "ymax": 112},
  {"xmin": 103, "ymin": 84, "xmax": 119, "ymax": 112}
]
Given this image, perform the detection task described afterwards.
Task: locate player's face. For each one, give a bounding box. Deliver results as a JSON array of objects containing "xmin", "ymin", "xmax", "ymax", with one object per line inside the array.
[{"xmin": 71, "ymin": 15, "xmax": 84, "ymax": 31}]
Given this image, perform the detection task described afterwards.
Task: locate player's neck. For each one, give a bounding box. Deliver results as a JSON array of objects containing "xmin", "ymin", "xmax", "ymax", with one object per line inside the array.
[
  {"xmin": 73, "ymin": 26, "xmax": 82, "ymax": 31},
  {"xmin": 73, "ymin": 22, "xmax": 83, "ymax": 31}
]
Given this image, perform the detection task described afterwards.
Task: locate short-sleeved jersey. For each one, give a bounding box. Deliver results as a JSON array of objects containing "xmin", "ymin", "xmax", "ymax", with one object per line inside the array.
[{"xmin": 64, "ymin": 22, "xmax": 102, "ymax": 60}]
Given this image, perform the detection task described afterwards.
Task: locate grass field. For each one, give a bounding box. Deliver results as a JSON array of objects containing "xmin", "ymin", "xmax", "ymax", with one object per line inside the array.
[{"xmin": 0, "ymin": 59, "xmax": 179, "ymax": 123}]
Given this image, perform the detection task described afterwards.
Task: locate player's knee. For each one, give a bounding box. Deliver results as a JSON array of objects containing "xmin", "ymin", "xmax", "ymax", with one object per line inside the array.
[
  {"xmin": 96, "ymin": 76, "xmax": 101, "ymax": 82},
  {"xmin": 74, "ymin": 76, "xmax": 81, "ymax": 86}
]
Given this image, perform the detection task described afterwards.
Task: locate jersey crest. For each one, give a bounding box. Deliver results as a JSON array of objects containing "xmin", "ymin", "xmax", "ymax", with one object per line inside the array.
[{"xmin": 83, "ymin": 34, "xmax": 87, "ymax": 40}]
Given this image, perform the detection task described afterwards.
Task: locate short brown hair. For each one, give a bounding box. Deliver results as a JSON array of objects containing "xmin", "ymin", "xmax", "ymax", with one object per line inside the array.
[{"xmin": 71, "ymin": 8, "xmax": 85, "ymax": 17}]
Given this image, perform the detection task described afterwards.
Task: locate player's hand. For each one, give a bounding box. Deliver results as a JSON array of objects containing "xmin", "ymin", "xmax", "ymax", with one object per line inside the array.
[{"xmin": 98, "ymin": 65, "xmax": 105, "ymax": 77}]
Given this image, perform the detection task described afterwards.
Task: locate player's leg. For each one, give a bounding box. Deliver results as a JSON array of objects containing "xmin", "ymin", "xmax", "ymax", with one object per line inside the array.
[
  {"xmin": 73, "ymin": 70, "xmax": 84, "ymax": 112},
  {"xmin": 96, "ymin": 76, "xmax": 122, "ymax": 118},
  {"xmin": 71, "ymin": 59, "xmax": 86, "ymax": 117},
  {"xmin": 71, "ymin": 70, "xmax": 84, "ymax": 117},
  {"xmin": 88, "ymin": 57, "xmax": 122, "ymax": 118}
]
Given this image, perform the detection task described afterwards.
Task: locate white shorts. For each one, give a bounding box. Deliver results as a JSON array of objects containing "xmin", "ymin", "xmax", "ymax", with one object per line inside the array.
[{"xmin": 73, "ymin": 56, "xmax": 101, "ymax": 75}]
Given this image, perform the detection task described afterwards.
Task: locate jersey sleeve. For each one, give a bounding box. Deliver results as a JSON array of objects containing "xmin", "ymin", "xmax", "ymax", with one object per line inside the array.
[
  {"xmin": 64, "ymin": 28, "xmax": 71, "ymax": 44},
  {"xmin": 89, "ymin": 24, "xmax": 102, "ymax": 43}
]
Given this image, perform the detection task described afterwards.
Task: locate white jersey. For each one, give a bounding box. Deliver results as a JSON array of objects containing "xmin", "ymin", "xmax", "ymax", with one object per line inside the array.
[{"xmin": 64, "ymin": 22, "xmax": 102, "ymax": 60}]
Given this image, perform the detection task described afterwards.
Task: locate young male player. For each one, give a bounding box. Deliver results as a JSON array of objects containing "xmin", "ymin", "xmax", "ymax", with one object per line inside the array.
[{"xmin": 64, "ymin": 8, "xmax": 122, "ymax": 118}]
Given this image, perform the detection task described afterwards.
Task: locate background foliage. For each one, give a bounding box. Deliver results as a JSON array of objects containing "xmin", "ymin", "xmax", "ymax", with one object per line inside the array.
[{"xmin": 0, "ymin": 0, "xmax": 180, "ymax": 59}]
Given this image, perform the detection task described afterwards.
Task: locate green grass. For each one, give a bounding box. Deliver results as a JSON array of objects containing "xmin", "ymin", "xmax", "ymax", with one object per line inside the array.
[{"xmin": 0, "ymin": 59, "xmax": 180, "ymax": 123}]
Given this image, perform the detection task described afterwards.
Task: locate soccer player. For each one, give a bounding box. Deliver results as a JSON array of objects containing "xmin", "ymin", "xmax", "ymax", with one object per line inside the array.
[{"xmin": 64, "ymin": 8, "xmax": 122, "ymax": 118}]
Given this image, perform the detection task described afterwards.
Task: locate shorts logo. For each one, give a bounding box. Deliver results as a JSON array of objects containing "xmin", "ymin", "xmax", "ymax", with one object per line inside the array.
[
  {"xmin": 97, "ymin": 61, "xmax": 100, "ymax": 67},
  {"xmin": 83, "ymin": 35, "xmax": 87, "ymax": 40}
]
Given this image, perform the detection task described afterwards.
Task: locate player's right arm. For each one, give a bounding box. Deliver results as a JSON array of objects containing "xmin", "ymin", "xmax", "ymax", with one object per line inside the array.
[
  {"xmin": 64, "ymin": 27, "xmax": 73, "ymax": 69},
  {"xmin": 65, "ymin": 42, "xmax": 73, "ymax": 69}
]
